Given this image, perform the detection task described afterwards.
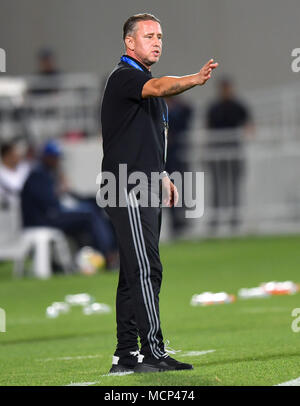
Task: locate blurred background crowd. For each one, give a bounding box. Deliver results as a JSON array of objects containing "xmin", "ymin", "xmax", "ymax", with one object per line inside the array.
[{"xmin": 1, "ymin": 0, "xmax": 300, "ymax": 277}]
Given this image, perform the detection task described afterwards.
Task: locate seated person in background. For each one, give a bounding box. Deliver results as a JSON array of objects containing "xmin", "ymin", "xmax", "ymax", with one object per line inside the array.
[
  {"xmin": 29, "ymin": 47, "xmax": 62, "ymax": 95},
  {"xmin": 0, "ymin": 140, "xmax": 31, "ymax": 206},
  {"xmin": 21, "ymin": 139, "xmax": 119, "ymax": 270}
]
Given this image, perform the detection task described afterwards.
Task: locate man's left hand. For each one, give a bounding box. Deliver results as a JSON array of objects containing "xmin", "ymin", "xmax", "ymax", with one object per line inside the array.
[{"xmin": 162, "ymin": 176, "xmax": 179, "ymax": 207}]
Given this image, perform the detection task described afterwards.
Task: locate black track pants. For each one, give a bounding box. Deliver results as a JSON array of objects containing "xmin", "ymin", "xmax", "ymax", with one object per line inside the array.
[{"xmin": 105, "ymin": 188, "xmax": 165, "ymax": 359}]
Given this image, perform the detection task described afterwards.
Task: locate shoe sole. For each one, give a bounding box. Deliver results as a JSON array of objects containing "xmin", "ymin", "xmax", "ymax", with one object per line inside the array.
[
  {"xmin": 134, "ymin": 363, "xmax": 172, "ymax": 373},
  {"xmin": 109, "ymin": 365, "xmax": 135, "ymax": 374},
  {"xmin": 134, "ymin": 363, "xmax": 193, "ymax": 373}
]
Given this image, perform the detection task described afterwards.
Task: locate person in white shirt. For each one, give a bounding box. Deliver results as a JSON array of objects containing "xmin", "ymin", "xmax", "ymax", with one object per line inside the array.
[{"xmin": 0, "ymin": 140, "xmax": 31, "ymax": 205}]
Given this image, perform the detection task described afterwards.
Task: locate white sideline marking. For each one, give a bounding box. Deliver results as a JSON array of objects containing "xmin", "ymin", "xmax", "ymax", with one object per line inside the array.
[
  {"xmin": 44, "ymin": 350, "xmax": 215, "ymax": 363},
  {"xmin": 276, "ymin": 376, "xmax": 300, "ymax": 386},
  {"xmin": 64, "ymin": 350, "xmax": 215, "ymax": 385},
  {"xmin": 67, "ymin": 381, "xmax": 100, "ymax": 386},
  {"xmin": 41, "ymin": 349, "xmax": 215, "ymax": 363},
  {"xmin": 101, "ymin": 371, "xmax": 134, "ymax": 377},
  {"xmin": 38, "ymin": 354, "xmax": 102, "ymax": 362},
  {"xmin": 8, "ymin": 317, "xmax": 47, "ymax": 325},
  {"xmin": 179, "ymin": 350, "xmax": 216, "ymax": 357}
]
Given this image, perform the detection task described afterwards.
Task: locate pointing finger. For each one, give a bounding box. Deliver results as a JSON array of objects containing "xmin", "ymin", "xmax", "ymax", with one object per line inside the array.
[{"xmin": 205, "ymin": 59, "xmax": 214, "ymax": 67}]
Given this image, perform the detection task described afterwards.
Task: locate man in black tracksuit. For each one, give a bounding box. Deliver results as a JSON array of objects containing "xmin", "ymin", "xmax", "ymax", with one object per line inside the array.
[{"xmin": 100, "ymin": 13, "xmax": 218, "ymax": 374}]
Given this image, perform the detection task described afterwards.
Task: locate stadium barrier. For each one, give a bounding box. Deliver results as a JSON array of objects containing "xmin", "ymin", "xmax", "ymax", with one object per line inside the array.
[{"xmin": 1, "ymin": 75, "xmax": 300, "ymax": 240}]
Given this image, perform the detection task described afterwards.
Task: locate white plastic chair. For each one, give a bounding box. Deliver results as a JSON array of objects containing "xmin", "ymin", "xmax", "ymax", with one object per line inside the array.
[
  {"xmin": 0, "ymin": 198, "xmax": 73, "ymax": 278},
  {"xmin": 0, "ymin": 198, "xmax": 29, "ymax": 277},
  {"xmin": 23, "ymin": 227, "xmax": 73, "ymax": 278}
]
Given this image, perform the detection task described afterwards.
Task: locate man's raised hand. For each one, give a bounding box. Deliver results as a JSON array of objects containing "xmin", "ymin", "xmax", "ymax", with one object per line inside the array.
[
  {"xmin": 142, "ymin": 58, "xmax": 219, "ymax": 98},
  {"xmin": 197, "ymin": 59, "xmax": 219, "ymax": 85}
]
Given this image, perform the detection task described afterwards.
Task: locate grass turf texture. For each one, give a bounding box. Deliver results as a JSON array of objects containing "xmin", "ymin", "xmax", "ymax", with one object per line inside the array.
[{"xmin": 0, "ymin": 235, "xmax": 300, "ymax": 386}]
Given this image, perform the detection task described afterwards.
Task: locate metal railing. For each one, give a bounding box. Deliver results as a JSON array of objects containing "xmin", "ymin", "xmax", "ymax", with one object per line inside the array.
[
  {"xmin": 0, "ymin": 73, "xmax": 101, "ymax": 143},
  {"xmin": 171, "ymin": 126, "xmax": 300, "ymax": 239},
  {"xmin": 1, "ymin": 75, "xmax": 300, "ymax": 238}
]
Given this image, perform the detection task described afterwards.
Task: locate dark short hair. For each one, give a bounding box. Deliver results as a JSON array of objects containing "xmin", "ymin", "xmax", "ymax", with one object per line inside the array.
[
  {"xmin": 37, "ymin": 47, "xmax": 55, "ymax": 60},
  {"xmin": 218, "ymin": 75, "xmax": 233, "ymax": 87},
  {"xmin": 123, "ymin": 13, "xmax": 161, "ymax": 40},
  {"xmin": 0, "ymin": 141, "xmax": 16, "ymax": 159}
]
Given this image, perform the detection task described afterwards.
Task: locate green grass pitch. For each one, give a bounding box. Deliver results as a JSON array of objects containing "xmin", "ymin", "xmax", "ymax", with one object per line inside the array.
[{"xmin": 0, "ymin": 235, "xmax": 300, "ymax": 386}]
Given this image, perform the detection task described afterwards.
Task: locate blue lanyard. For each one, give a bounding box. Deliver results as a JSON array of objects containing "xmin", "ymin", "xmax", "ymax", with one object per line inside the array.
[
  {"xmin": 120, "ymin": 55, "xmax": 168, "ymax": 126},
  {"xmin": 120, "ymin": 56, "xmax": 144, "ymax": 72},
  {"xmin": 163, "ymin": 104, "xmax": 168, "ymax": 126}
]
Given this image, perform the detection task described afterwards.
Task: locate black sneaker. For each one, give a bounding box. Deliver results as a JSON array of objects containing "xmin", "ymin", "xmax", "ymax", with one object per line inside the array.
[
  {"xmin": 109, "ymin": 350, "xmax": 141, "ymax": 374},
  {"xmin": 134, "ymin": 355, "xmax": 193, "ymax": 373}
]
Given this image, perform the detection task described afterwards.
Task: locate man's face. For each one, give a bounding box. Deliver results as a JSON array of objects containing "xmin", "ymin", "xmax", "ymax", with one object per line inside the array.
[
  {"xmin": 39, "ymin": 56, "xmax": 55, "ymax": 74},
  {"xmin": 4, "ymin": 146, "xmax": 21, "ymax": 168},
  {"xmin": 219, "ymin": 82, "xmax": 234, "ymax": 100},
  {"xmin": 128, "ymin": 20, "xmax": 163, "ymax": 67},
  {"xmin": 43, "ymin": 155, "xmax": 60, "ymax": 170}
]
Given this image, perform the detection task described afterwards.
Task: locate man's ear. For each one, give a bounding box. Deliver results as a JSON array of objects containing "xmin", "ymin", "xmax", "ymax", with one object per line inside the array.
[{"xmin": 125, "ymin": 36, "xmax": 135, "ymax": 51}]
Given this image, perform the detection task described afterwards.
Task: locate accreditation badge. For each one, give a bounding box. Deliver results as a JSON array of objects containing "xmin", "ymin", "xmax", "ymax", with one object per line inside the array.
[{"xmin": 164, "ymin": 121, "xmax": 168, "ymax": 163}]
